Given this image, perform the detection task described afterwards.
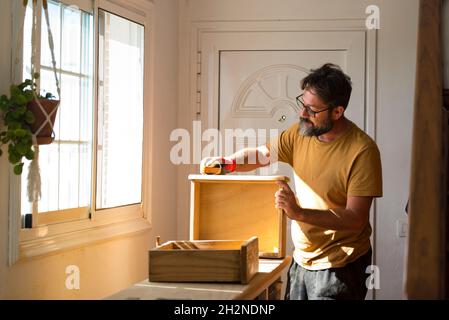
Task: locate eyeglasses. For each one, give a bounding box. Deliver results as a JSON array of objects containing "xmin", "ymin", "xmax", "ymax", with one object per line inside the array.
[{"xmin": 295, "ymin": 94, "xmax": 333, "ymax": 117}]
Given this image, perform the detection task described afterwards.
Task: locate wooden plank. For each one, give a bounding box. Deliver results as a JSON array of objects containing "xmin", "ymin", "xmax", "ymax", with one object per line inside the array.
[
  {"xmin": 189, "ymin": 174, "xmax": 289, "ymax": 182},
  {"xmin": 406, "ymin": 0, "xmax": 445, "ymax": 299},
  {"xmin": 278, "ymin": 208, "xmax": 287, "ymax": 258},
  {"xmin": 192, "ymin": 240, "xmax": 244, "ymax": 250},
  {"xmin": 174, "ymin": 241, "xmax": 199, "ymax": 249},
  {"xmin": 149, "ymin": 249, "xmax": 241, "ymax": 282},
  {"xmin": 189, "ymin": 180, "xmax": 200, "ymax": 240},
  {"xmin": 240, "ymin": 236, "xmax": 259, "ymax": 284},
  {"xmin": 155, "ymin": 241, "xmax": 176, "ymax": 250}
]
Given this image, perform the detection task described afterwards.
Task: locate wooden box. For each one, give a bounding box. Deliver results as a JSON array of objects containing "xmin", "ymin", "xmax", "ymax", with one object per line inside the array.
[
  {"xmin": 149, "ymin": 237, "xmax": 259, "ymax": 283},
  {"xmin": 189, "ymin": 175, "xmax": 287, "ymax": 258}
]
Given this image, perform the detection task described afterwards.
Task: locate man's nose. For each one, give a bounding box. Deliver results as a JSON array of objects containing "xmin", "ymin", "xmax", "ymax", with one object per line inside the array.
[{"xmin": 299, "ymin": 106, "xmax": 310, "ymax": 118}]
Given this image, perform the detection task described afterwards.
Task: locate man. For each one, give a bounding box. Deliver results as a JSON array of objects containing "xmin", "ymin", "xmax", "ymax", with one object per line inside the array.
[{"xmin": 200, "ymin": 63, "xmax": 382, "ymax": 300}]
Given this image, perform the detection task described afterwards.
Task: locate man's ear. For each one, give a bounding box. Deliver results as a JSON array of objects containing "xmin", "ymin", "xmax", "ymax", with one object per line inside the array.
[{"xmin": 332, "ymin": 106, "xmax": 345, "ymax": 120}]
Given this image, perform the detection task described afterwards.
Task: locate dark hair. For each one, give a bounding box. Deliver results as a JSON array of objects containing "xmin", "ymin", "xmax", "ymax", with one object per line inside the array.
[{"xmin": 301, "ymin": 63, "xmax": 352, "ymax": 109}]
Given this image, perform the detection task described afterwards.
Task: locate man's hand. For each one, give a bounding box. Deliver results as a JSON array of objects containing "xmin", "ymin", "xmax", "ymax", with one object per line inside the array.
[
  {"xmin": 200, "ymin": 156, "xmax": 236, "ymax": 175},
  {"xmin": 275, "ymin": 180, "xmax": 302, "ymax": 220}
]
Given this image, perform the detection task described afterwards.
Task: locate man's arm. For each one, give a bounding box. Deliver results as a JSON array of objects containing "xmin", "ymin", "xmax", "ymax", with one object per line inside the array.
[
  {"xmin": 275, "ymin": 180, "xmax": 372, "ymax": 232},
  {"xmin": 230, "ymin": 145, "xmax": 272, "ymax": 172}
]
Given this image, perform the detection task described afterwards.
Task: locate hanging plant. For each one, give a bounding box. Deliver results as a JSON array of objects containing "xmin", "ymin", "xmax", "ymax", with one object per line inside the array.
[
  {"xmin": 0, "ymin": 79, "xmax": 35, "ymax": 175},
  {"xmin": 1, "ymin": 0, "xmax": 60, "ymax": 206},
  {"xmin": 0, "ymin": 73, "xmax": 59, "ymax": 175}
]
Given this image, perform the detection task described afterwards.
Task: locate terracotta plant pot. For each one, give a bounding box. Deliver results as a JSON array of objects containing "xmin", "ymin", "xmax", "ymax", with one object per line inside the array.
[{"xmin": 27, "ymin": 98, "xmax": 60, "ymax": 145}]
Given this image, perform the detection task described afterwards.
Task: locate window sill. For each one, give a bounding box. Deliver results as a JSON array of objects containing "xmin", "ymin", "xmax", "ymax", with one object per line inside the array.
[{"xmin": 18, "ymin": 217, "xmax": 151, "ymax": 261}]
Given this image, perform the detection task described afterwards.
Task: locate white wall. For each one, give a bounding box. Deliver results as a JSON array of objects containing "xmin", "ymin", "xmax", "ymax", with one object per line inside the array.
[
  {"xmin": 176, "ymin": 0, "xmax": 419, "ymax": 300},
  {"xmin": 0, "ymin": 0, "xmax": 179, "ymax": 299},
  {"xmin": 375, "ymin": 0, "xmax": 418, "ymax": 300}
]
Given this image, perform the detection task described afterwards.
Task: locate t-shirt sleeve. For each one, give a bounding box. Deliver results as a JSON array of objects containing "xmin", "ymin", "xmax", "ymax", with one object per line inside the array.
[
  {"xmin": 347, "ymin": 146, "xmax": 383, "ymax": 197},
  {"xmin": 266, "ymin": 123, "xmax": 298, "ymax": 166}
]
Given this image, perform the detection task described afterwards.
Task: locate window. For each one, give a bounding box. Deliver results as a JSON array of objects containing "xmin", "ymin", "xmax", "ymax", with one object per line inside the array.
[
  {"xmin": 17, "ymin": 0, "xmax": 148, "ymax": 229},
  {"xmin": 7, "ymin": 0, "xmax": 153, "ymax": 265},
  {"xmin": 21, "ymin": 1, "xmax": 94, "ymax": 225}
]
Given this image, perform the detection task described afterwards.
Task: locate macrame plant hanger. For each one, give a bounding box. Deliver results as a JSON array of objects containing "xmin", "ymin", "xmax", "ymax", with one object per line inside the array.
[{"xmin": 25, "ymin": 0, "xmax": 61, "ymax": 203}]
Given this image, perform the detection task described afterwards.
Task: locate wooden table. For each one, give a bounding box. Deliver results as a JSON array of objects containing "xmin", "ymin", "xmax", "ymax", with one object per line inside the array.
[{"xmin": 107, "ymin": 257, "xmax": 291, "ymax": 300}]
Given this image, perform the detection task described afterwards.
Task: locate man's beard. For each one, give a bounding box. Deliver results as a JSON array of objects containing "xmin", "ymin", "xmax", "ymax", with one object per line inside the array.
[{"xmin": 299, "ymin": 115, "xmax": 333, "ymax": 137}]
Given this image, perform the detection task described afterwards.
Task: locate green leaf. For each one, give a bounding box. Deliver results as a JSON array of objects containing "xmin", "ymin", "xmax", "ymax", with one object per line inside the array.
[
  {"xmin": 14, "ymin": 129, "xmax": 27, "ymax": 137},
  {"xmin": 17, "ymin": 106, "xmax": 27, "ymax": 116},
  {"xmin": 13, "ymin": 163, "xmax": 24, "ymax": 175},
  {"xmin": 8, "ymin": 122, "xmax": 20, "ymax": 130},
  {"xmin": 23, "ymin": 90, "xmax": 34, "ymax": 102},
  {"xmin": 9, "ymin": 112, "xmax": 20, "ymax": 121},
  {"xmin": 25, "ymin": 110, "xmax": 35, "ymax": 124},
  {"xmin": 0, "ymin": 95, "xmax": 8, "ymax": 108},
  {"xmin": 13, "ymin": 93, "xmax": 27, "ymax": 106},
  {"xmin": 25, "ymin": 149, "xmax": 34, "ymax": 160},
  {"xmin": 8, "ymin": 150, "xmax": 21, "ymax": 164},
  {"xmin": 10, "ymin": 85, "xmax": 21, "ymax": 98},
  {"xmin": 16, "ymin": 142, "xmax": 29, "ymax": 155},
  {"xmin": 6, "ymin": 130, "xmax": 15, "ymax": 139}
]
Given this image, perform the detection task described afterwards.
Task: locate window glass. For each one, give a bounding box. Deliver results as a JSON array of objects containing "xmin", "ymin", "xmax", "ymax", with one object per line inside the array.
[{"xmin": 96, "ymin": 10, "xmax": 144, "ymax": 209}]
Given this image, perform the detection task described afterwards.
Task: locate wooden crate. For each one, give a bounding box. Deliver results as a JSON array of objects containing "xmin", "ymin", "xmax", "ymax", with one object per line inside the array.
[
  {"xmin": 189, "ymin": 175, "xmax": 287, "ymax": 258},
  {"xmin": 149, "ymin": 237, "xmax": 259, "ymax": 283}
]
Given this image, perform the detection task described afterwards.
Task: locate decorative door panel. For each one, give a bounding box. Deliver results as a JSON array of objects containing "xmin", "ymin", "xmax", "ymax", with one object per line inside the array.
[{"xmin": 219, "ymin": 50, "xmax": 346, "ymax": 133}]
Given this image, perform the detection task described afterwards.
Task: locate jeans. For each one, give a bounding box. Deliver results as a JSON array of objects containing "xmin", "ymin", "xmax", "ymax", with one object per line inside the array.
[{"xmin": 285, "ymin": 248, "xmax": 372, "ymax": 300}]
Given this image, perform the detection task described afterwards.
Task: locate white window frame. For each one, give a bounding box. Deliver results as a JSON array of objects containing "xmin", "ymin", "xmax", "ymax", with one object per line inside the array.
[{"xmin": 8, "ymin": 0, "xmax": 154, "ymax": 265}]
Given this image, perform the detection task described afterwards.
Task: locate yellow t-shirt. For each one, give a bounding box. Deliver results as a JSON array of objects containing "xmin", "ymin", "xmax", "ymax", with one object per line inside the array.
[{"xmin": 269, "ymin": 120, "xmax": 382, "ymax": 270}]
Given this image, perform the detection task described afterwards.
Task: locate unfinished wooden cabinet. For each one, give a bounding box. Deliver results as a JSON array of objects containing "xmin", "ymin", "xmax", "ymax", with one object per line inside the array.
[
  {"xmin": 149, "ymin": 237, "xmax": 259, "ymax": 283},
  {"xmin": 188, "ymin": 175, "xmax": 287, "ymax": 258},
  {"xmin": 148, "ymin": 174, "xmax": 287, "ymax": 284}
]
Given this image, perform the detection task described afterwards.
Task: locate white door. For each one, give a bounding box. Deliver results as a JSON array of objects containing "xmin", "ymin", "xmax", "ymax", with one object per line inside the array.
[{"xmin": 198, "ymin": 28, "xmax": 371, "ymax": 298}]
